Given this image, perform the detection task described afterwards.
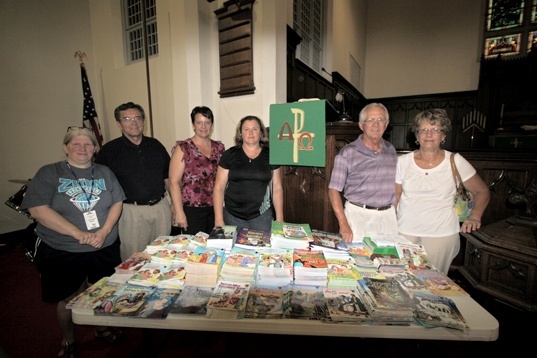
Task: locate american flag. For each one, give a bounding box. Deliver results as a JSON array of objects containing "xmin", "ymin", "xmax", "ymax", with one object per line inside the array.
[{"xmin": 81, "ymin": 64, "xmax": 104, "ymax": 149}]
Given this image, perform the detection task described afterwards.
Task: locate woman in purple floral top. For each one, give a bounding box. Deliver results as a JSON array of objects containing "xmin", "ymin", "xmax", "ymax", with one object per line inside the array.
[{"xmin": 169, "ymin": 106, "xmax": 225, "ymax": 234}]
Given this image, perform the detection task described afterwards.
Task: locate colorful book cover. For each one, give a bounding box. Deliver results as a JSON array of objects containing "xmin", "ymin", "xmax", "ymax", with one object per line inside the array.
[
  {"xmin": 135, "ymin": 288, "xmax": 181, "ymax": 318},
  {"xmin": 243, "ymin": 285, "xmax": 286, "ymax": 319},
  {"xmin": 293, "ymin": 249, "xmax": 328, "ymax": 269},
  {"xmin": 168, "ymin": 285, "xmax": 214, "ymax": 315},
  {"xmin": 311, "ymin": 229, "xmax": 348, "ymax": 251},
  {"xmin": 413, "ymin": 269, "xmax": 469, "ymax": 296},
  {"xmin": 127, "ymin": 262, "xmax": 166, "ymax": 287},
  {"xmin": 234, "ymin": 227, "xmax": 272, "ymax": 249},
  {"xmin": 94, "ymin": 284, "xmax": 154, "ymax": 316}
]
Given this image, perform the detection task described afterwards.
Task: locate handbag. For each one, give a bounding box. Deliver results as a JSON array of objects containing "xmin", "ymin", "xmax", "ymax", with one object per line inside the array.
[{"xmin": 450, "ymin": 153, "xmax": 473, "ymax": 222}]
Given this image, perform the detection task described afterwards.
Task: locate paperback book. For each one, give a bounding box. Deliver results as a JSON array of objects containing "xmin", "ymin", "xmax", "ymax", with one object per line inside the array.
[
  {"xmin": 243, "ymin": 285, "xmax": 287, "ymax": 319},
  {"xmin": 127, "ymin": 262, "xmax": 167, "ymax": 287},
  {"xmin": 205, "ymin": 280, "xmax": 251, "ymax": 319},
  {"xmin": 270, "ymin": 221, "xmax": 313, "ymax": 250},
  {"xmin": 219, "ymin": 246, "xmax": 259, "ymax": 283},
  {"xmin": 94, "ymin": 284, "xmax": 155, "ymax": 316},
  {"xmin": 145, "ymin": 236, "xmax": 173, "ymax": 254},
  {"xmin": 413, "ymin": 291, "xmax": 468, "ymax": 331},
  {"xmin": 256, "ymin": 248, "xmax": 294, "ymax": 287},
  {"xmin": 207, "ymin": 225, "xmax": 237, "ymax": 251},
  {"xmin": 168, "ymin": 285, "xmax": 215, "ymax": 315},
  {"xmin": 156, "ymin": 262, "xmax": 187, "ymax": 289},
  {"xmin": 293, "ymin": 248, "xmax": 328, "ymax": 286},
  {"xmin": 413, "ymin": 269, "xmax": 469, "ymax": 296},
  {"xmin": 283, "ymin": 284, "xmax": 329, "ymax": 320},
  {"xmin": 322, "ymin": 287, "xmax": 370, "ymax": 323},
  {"xmin": 67, "ymin": 277, "xmax": 125, "ymax": 310},
  {"xmin": 115, "ymin": 252, "xmax": 152, "ymax": 274},
  {"xmin": 234, "ymin": 227, "xmax": 272, "ymax": 250},
  {"xmin": 135, "ymin": 287, "xmax": 181, "ymax": 318},
  {"xmin": 310, "ymin": 229, "xmax": 348, "ymax": 254}
]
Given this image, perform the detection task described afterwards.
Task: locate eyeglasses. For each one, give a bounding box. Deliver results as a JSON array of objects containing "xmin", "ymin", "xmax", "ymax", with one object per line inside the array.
[
  {"xmin": 121, "ymin": 116, "xmax": 143, "ymax": 122},
  {"xmin": 67, "ymin": 126, "xmax": 93, "ymax": 132},
  {"xmin": 417, "ymin": 127, "xmax": 443, "ymax": 134},
  {"xmin": 362, "ymin": 117, "xmax": 387, "ymax": 124}
]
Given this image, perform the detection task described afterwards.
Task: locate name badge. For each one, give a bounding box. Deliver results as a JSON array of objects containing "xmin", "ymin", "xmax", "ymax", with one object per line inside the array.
[{"xmin": 83, "ymin": 210, "xmax": 100, "ymax": 230}]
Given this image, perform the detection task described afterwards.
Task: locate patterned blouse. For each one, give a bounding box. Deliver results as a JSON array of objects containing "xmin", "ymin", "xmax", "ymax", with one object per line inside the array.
[{"xmin": 172, "ymin": 138, "xmax": 224, "ymax": 207}]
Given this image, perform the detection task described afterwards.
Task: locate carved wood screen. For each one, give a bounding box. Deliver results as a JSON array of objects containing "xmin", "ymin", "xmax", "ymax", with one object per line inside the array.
[{"xmin": 214, "ymin": 0, "xmax": 255, "ymax": 98}]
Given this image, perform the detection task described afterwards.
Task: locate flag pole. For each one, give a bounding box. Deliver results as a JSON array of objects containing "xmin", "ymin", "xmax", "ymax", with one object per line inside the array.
[{"xmin": 141, "ymin": 0, "xmax": 154, "ymax": 138}]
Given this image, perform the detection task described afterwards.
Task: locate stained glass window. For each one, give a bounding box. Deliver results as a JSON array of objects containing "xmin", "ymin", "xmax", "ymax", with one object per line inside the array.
[
  {"xmin": 484, "ymin": 0, "xmax": 537, "ymax": 57},
  {"xmin": 487, "ymin": 0, "xmax": 524, "ymax": 31}
]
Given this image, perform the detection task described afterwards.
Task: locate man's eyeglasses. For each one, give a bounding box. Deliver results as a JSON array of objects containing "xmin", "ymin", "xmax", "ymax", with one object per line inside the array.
[
  {"xmin": 121, "ymin": 116, "xmax": 143, "ymax": 122},
  {"xmin": 417, "ymin": 127, "xmax": 443, "ymax": 134},
  {"xmin": 362, "ymin": 117, "xmax": 387, "ymax": 124},
  {"xmin": 67, "ymin": 126, "xmax": 93, "ymax": 132}
]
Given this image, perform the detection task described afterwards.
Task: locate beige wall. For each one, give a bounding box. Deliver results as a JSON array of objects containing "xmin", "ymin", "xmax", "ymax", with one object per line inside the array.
[
  {"xmin": 364, "ymin": 0, "xmax": 484, "ymax": 98},
  {"xmin": 0, "ymin": 0, "xmax": 483, "ymax": 233}
]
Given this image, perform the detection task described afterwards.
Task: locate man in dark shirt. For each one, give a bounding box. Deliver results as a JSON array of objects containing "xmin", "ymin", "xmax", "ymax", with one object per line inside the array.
[{"xmin": 95, "ymin": 102, "xmax": 172, "ymax": 260}]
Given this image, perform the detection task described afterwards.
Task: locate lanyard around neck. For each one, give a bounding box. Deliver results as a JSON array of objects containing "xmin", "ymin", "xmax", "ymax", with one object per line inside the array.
[{"xmin": 66, "ymin": 161, "xmax": 95, "ymax": 207}]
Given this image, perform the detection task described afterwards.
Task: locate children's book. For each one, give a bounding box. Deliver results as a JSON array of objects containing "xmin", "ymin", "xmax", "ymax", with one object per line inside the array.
[
  {"xmin": 145, "ymin": 236, "xmax": 173, "ymax": 254},
  {"xmin": 94, "ymin": 284, "xmax": 154, "ymax": 316},
  {"xmin": 413, "ymin": 269, "xmax": 469, "ymax": 296},
  {"xmin": 256, "ymin": 248, "xmax": 294, "ymax": 287},
  {"xmin": 67, "ymin": 277, "xmax": 125, "ymax": 310},
  {"xmin": 234, "ymin": 227, "xmax": 272, "ymax": 250},
  {"xmin": 156, "ymin": 262, "xmax": 187, "ymax": 289},
  {"xmin": 413, "ymin": 291, "xmax": 468, "ymax": 331},
  {"xmin": 115, "ymin": 252, "xmax": 152, "ymax": 274},
  {"xmin": 243, "ymin": 285, "xmax": 287, "ymax": 319},
  {"xmin": 310, "ymin": 229, "xmax": 348, "ymax": 253},
  {"xmin": 219, "ymin": 246, "xmax": 259, "ymax": 282},
  {"xmin": 322, "ymin": 287, "xmax": 370, "ymax": 323},
  {"xmin": 395, "ymin": 241, "xmax": 432, "ymax": 270},
  {"xmin": 207, "ymin": 225, "xmax": 237, "ymax": 251},
  {"xmin": 127, "ymin": 262, "xmax": 167, "ymax": 287},
  {"xmin": 189, "ymin": 231, "xmax": 209, "ymax": 247},
  {"xmin": 168, "ymin": 285, "xmax": 215, "ymax": 315},
  {"xmin": 135, "ymin": 288, "xmax": 181, "ymax": 318},
  {"xmin": 270, "ymin": 221, "xmax": 313, "ymax": 250},
  {"xmin": 205, "ymin": 280, "xmax": 251, "ymax": 319},
  {"xmin": 283, "ymin": 284, "xmax": 329, "ymax": 320}
]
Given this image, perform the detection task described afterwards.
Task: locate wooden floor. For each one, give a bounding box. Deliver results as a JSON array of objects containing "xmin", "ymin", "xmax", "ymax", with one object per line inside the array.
[{"xmin": 0, "ymin": 230, "xmax": 535, "ymax": 357}]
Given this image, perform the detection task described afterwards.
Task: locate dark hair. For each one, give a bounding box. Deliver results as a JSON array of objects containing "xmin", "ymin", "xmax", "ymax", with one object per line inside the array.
[
  {"xmin": 114, "ymin": 102, "xmax": 146, "ymax": 121},
  {"xmin": 234, "ymin": 115, "xmax": 269, "ymax": 147},
  {"xmin": 190, "ymin": 106, "xmax": 214, "ymax": 124},
  {"xmin": 411, "ymin": 109, "xmax": 451, "ymax": 136}
]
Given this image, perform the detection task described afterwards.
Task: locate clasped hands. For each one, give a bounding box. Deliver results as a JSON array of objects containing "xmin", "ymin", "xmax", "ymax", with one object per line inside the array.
[{"xmin": 75, "ymin": 230, "xmax": 106, "ymax": 248}]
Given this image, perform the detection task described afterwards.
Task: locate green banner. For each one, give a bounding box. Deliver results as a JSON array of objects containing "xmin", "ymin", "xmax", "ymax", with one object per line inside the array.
[{"xmin": 269, "ymin": 100, "xmax": 326, "ymax": 167}]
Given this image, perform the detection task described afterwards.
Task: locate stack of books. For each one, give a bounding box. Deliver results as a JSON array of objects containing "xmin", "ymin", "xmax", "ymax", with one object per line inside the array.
[
  {"xmin": 135, "ymin": 287, "xmax": 181, "ymax": 318},
  {"xmin": 167, "ymin": 285, "xmax": 215, "ymax": 315},
  {"xmin": 293, "ymin": 248, "xmax": 328, "ymax": 287},
  {"xmin": 144, "ymin": 236, "xmax": 173, "ymax": 255},
  {"xmin": 114, "ymin": 252, "xmax": 152, "ymax": 275},
  {"xmin": 362, "ymin": 235, "xmax": 401, "ymax": 258},
  {"xmin": 94, "ymin": 283, "xmax": 155, "ymax": 317},
  {"xmin": 270, "ymin": 221, "xmax": 314, "ymax": 250},
  {"xmin": 156, "ymin": 262, "xmax": 187, "ymax": 289},
  {"xmin": 283, "ymin": 284, "xmax": 329, "ymax": 320},
  {"xmin": 395, "ymin": 241, "xmax": 433, "ymax": 270},
  {"xmin": 243, "ymin": 285, "xmax": 287, "ymax": 319},
  {"xmin": 207, "ymin": 225, "xmax": 237, "ymax": 253},
  {"xmin": 234, "ymin": 227, "xmax": 272, "ymax": 251},
  {"xmin": 205, "ymin": 280, "xmax": 251, "ymax": 319},
  {"xmin": 219, "ymin": 246, "xmax": 259, "ymax": 283},
  {"xmin": 356, "ymin": 277, "xmax": 415, "ymax": 324},
  {"xmin": 256, "ymin": 248, "xmax": 294, "ymax": 286},
  {"xmin": 310, "ymin": 229, "xmax": 348, "ymax": 257},
  {"xmin": 185, "ymin": 246, "xmax": 226, "ymax": 287},
  {"xmin": 127, "ymin": 262, "xmax": 166, "ymax": 287},
  {"xmin": 325, "ymin": 256, "xmax": 361, "ymax": 288},
  {"xmin": 322, "ymin": 287, "xmax": 371, "ymax": 323}
]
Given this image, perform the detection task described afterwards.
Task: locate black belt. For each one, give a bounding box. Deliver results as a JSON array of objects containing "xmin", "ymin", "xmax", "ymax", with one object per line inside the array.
[
  {"xmin": 349, "ymin": 201, "xmax": 392, "ymax": 211},
  {"xmin": 124, "ymin": 197, "xmax": 164, "ymax": 206}
]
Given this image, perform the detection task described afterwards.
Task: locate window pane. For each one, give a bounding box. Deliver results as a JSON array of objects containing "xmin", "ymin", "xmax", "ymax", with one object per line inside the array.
[
  {"xmin": 124, "ymin": 0, "xmax": 158, "ymax": 63},
  {"xmin": 487, "ymin": 0, "xmax": 525, "ymax": 31},
  {"xmin": 484, "ymin": 34, "xmax": 521, "ymax": 58}
]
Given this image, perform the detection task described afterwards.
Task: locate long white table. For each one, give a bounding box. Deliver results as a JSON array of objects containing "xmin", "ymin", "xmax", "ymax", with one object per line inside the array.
[{"xmin": 72, "ymin": 294, "xmax": 498, "ymax": 341}]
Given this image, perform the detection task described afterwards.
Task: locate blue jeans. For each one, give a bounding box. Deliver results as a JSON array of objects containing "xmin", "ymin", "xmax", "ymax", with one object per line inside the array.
[{"xmin": 223, "ymin": 207, "xmax": 273, "ymax": 232}]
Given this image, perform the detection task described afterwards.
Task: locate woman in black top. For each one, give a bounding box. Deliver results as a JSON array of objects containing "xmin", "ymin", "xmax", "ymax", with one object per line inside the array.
[{"xmin": 213, "ymin": 115, "xmax": 284, "ymax": 231}]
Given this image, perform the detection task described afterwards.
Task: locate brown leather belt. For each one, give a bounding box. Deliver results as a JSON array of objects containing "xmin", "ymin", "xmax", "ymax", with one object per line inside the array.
[
  {"xmin": 349, "ymin": 201, "xmax": 392, "ymax": 211},
  {"xmin": 124, "ymin": 197, "xmax": 164, "ymax": 206}
]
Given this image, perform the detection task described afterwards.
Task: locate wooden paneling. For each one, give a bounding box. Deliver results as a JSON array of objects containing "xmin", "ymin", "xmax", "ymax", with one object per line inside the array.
[{"xmin": 215, "ymin": 0, "xmax": 255, "ymax": 98}]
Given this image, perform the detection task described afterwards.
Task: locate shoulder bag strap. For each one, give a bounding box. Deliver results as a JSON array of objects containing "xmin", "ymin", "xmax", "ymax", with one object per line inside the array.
[{"xmin": 450, "ymin": 153, "xmax": 466, "ymax": 189}]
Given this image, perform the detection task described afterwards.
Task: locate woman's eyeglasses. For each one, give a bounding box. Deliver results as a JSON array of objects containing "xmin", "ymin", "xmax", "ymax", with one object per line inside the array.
[
  {"xmin": 417, "ymin": 128, "xmax": 443, "ymax": 134},
  {"xmin": 67, "ymin": 126, "xmax": 93, "ymax": 132}
]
